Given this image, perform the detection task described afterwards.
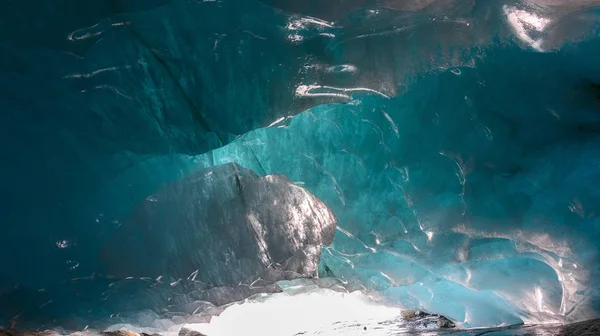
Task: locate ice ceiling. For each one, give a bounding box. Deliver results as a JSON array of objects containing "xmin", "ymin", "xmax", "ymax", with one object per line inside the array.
[{"xmin": 1, "ymin": 0, "xmax": 600, "ymax": 331}]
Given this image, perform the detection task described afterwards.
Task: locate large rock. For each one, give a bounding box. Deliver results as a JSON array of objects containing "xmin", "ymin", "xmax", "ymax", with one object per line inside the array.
[
  {"xmin": 178, "ymin": 328, "xmax": 206, "ymax": 336},
  {"xmin": 100, "ymin": 163, "xmax": 337, "ymax": 287}
]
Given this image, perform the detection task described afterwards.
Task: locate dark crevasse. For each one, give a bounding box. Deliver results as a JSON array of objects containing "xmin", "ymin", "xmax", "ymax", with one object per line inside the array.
[{"xmin": 2, "ymin": 0, "xmax": 600, "ymax": 332}]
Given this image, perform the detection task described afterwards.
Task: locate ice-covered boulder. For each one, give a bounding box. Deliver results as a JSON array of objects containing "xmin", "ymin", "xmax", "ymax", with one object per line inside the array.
[{"xmin": 100, "ymin": 163, "xmax": 337, "ymax": 286}]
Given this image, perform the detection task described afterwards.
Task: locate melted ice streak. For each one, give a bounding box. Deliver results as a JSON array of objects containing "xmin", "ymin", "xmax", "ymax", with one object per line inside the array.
[
  {"xmin": 504, "ymin": 6, "xmax": 552, "ymax": 51},
  {"xmin": 285, "ymin": 16, "xmax": 334, "ymax": 43},
  {"xmin": 296, "ymin": 85, "xmax": 391, "ymax": 100}
]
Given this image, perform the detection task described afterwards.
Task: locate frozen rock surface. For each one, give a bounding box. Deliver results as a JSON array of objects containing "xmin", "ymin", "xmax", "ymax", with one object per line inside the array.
[{"xmin": 100, "ymin": 162, "xmax": 337, "ymax": 285}]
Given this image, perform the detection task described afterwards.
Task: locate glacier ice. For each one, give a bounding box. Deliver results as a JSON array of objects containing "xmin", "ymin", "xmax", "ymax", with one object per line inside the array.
[{"xmin": 2, "ymin": 0, "xmax": 600, "ymax": 332}]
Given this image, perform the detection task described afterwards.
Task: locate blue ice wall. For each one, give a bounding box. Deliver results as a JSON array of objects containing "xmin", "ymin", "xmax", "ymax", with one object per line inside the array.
[{"xmin": 2, "ymin": 0, "xmax": 600, "ymax": 330}]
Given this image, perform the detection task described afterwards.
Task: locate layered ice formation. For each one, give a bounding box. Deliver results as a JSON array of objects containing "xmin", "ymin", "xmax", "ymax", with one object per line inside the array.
[{"xmin": 2, "ymin": 0, "xmax": 600, "ymax": 332}]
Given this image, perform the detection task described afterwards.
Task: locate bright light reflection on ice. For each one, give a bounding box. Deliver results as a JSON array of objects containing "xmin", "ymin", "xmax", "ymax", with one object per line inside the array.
[
  {"xmin": 503, "ymin": 6, "xmax": 551, "ymax": 51},
  {"xmin": 185, "ymin": 289, "xmax": 401, "ymax": 336}
]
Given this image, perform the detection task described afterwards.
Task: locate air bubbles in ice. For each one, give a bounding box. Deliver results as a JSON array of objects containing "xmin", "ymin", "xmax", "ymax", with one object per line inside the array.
[
  {"xmin": 56, "ymin": 240, "xmax": 70, "ymax": 249},
  {"xmin": 66, "ymin": 260, "xmax": 80, "ymax": 270},
  {"xmin": 450, "ymin": 68, "xmax": 462, "ymax": 75}
]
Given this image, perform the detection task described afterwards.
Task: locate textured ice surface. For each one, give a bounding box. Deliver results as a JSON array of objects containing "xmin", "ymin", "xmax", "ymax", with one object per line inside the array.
[
  {"xmin": 2, "ymin": 0, "xmax": 600, "ymax": 331},
  {"xmin": 177, "ymin": 48, "xmax": 600, "ymax": 326}
]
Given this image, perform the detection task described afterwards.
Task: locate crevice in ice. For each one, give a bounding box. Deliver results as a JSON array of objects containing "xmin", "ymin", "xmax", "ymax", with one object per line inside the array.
[{"xmin": 127, "ymin": 26, "xmax": 226, "ymax": 147}]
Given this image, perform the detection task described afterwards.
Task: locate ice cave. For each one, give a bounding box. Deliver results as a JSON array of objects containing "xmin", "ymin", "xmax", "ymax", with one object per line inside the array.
[{"xmin": 1, "ymin": 0, "xmax": 600, "ymax": 335}]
